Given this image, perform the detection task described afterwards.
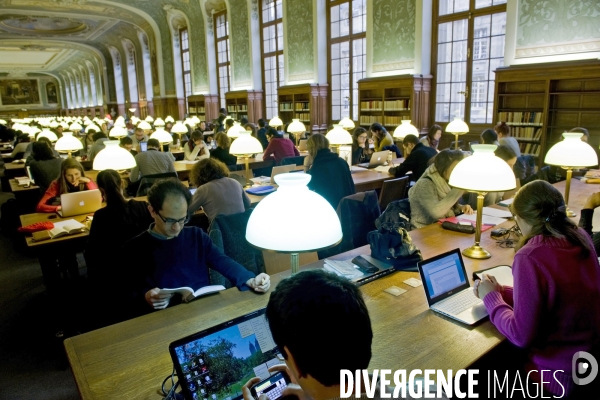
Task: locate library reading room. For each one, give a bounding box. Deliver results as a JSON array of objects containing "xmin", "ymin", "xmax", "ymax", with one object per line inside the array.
[{"xmin": 0, "ymin": 0, "xmax": 599, "ymax": 399}]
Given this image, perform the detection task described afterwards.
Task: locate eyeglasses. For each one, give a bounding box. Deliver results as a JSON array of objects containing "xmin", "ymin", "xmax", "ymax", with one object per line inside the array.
[{"xmin": 156, "ymin": 211, "xmax": 189, "ymax": 227}]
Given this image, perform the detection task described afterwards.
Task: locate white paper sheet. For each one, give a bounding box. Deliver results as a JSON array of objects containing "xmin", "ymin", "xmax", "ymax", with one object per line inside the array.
[
  {"xmin": 458, "ymin": 213, "xmax": 507, "ymax": 226},
  {"xmin": 482, "ymin": 207, "xmax": 512, "ymax": 218}
]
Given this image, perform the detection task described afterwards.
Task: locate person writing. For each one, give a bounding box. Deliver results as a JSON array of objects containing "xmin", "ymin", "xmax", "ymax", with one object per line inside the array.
[
  {"xmin": 369, "ymin": 122, "xmax": 394, "ymax": 152},
  {"xmin": 36, "ymin": 158, "xmax": 97, "ymax": 213},
  {"xmin": 389, "ymin": 134, "xmax": 437, "ymax": 182},
  {"xmin": 123, "ymin": 179, "xmax": 270, "ymax": 313},
  {"xmin": 475, "ymin": 181, "xmax": 600, "ymax": 398},
  {"xmin": 408, "ymin": 149, "xmax": 473, "ymax": 229}
]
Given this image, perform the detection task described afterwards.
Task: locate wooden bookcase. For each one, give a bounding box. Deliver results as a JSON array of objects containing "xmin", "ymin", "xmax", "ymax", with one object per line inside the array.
[
  {"xmin": 357, "ymin": 75, "xmax": 432, "ymax": 134},
  {"xmin": 225, "ymin": 90, "xmax": 263, "ymax": 123},
  {"xmin": 494, "ymin": 60, "xmax": 600, "ymax": 165},
  {"xmin": 277, "ymin": 84, "xmax": 328, "ymax": 134},
  {"xmin": 187, "ymin": 94, "xmax": 219, "ymax": 123}
]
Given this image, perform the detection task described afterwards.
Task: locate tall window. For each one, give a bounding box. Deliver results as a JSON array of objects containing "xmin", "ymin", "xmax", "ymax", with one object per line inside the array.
[
  {"xmin": 260, "ymin": 0, "xmax": 283, "ymax": 120},
  {"xmin": 434, "ymin": 0, "xmax": 507, "ymax": 125},
  {"xmin": 179, "ymin": 28, "xmax": 192, "ymax": 100},
  {"xmin": 214, "ymin": 11, "xmax": 231, "ymax": 109},
  {"xmin": 328, "ymin": 0, "xmax": 366, "ymax": 122}
]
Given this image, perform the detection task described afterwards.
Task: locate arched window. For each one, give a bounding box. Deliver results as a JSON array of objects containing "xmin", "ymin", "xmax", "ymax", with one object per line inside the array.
[
  {"xmin": 214, "ymin": 10, "xmax": 231, "ymax": 109},
  {"xmin": 260, "ymin": 0, "xmax": 283, "ymax": 120}
]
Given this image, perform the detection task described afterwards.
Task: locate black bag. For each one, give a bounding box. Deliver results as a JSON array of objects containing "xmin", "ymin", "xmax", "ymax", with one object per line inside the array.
[{"xmin": 368, "ymin": 228, "xmax": 422, "ymax": 271}]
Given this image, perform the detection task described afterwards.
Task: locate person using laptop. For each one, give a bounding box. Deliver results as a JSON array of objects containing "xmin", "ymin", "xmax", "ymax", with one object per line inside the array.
[
  {"xmin": 128, "ymin": 138, "xmax": 176, "ymax": 183},
  {"xmin": 408, "ymin": 149, "xmax": 473, "ymax": 229},
  {"xmin": 474, "ymin": 180, "xmax": 600, "ymax": 398},
  {"xmin": 388, "ymin": 134, "xmax": 437, "ymax": 182},
  {"xmin": 263, "ymin": 127, "xmax": 300, "ymax": 164},
  {"xmin": 241, "ymin": 269, "xmax": 378, "ymax": 400},
  {"xmin": 183, "ymin": 130, "xmax": 209, "ymax": 161},
  {"xmin": 36, "ymin": 158, "xmax": 97, "ymax": 213},
  {"xmin": 188, "ymin": 158, "xmax": 250, "ymax": 221},
  {"xmin": 123, "ymin": 179, "xmax": 270, "ymax": 314},
  {"xmin": 28, "ymin": 141, "xmax": 62, "ymax": 194},
  {"xmin": 351, "ymin": 127, "xmax": 373, "ymax": 165},
  {"xmin": 119, "ymin": 136, "xmax": 137, "ymax": 157},
  {"xmin": 306, "ymin": 133, "xmax": 355, "ymax": 209},
  {"xmin": 130, "ymin": 127, "xmax": 149, "ymax": 149},
  {"xmin": 370, "ymin": 122, "xmax": 394, "ymax": 152}
]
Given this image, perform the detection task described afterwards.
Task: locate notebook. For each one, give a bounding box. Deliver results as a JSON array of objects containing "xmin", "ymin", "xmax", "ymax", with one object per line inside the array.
[
  {"xmin": 417, "ymin": 248, "xmax": 488, "ymax": 325},
  {"xmin": 357, "ymin": 151, "xmax": 389, "ymax": 169},
  {"xmin": 169, "ymin": 308, "xmax": 283, "ymax": 400},
  {"xmin": 270, "ymin": 164, "xmax": 296, "ymax": 184},
  {"xmin": 57, "ymin": 189, "xmax": 102, "ymax": 217}
]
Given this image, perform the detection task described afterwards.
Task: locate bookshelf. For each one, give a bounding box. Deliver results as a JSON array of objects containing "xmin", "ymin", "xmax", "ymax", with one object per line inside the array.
[
  {"xmin": 225, "ymin": 90, "xmax": 263, "ymax": 123},
  {"xmin": 188, "ymin": 94, "xmax": 219, "ymax": 123},
  {"xmin": 277, "ymin": 84, "xmax": 328, "ymax": 134},
  {"xmin": 357, "ymin": 75, "xmax": 431, "ymax": 134},
  {"xmin": 494, "ymin": 60, "xmax": 600, "ymax": 166}
]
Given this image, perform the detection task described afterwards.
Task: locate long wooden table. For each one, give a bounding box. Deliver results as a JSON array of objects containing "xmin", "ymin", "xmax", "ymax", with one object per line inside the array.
[{"xmin": 62, "ymin": 179, "xmax": 596, "ymax": 400}]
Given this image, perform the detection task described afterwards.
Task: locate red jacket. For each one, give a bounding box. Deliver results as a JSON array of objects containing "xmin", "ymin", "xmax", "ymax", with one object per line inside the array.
[
  {"xmin": 263, "ymin": 138, "xmax": 299, "ymax": 164},
  {"xmin": 36, "ymin": 179, "xmax": 99, "ymax": 213}
]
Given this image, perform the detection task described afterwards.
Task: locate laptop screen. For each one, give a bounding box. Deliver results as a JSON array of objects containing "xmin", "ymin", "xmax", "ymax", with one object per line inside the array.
[
  {"xmin": 418, "ymin": 249, "xmax": 469, "ymax": 304},
  {"xmin": 169, "ymin": 308, "xmax": 282, "ymax": 400},
  {"xmin": 140, "ymin": 141, "xmax": 148, "ymax": 152}
]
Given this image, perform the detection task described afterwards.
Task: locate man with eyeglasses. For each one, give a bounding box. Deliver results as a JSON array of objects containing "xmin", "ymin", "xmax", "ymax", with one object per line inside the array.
[{"xmin": 123, "ymin": 179, "xmax": 270, "ymax": 314}]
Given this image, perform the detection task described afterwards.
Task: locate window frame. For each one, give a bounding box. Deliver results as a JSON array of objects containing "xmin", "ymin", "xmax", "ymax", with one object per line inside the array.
[
  {"xmin": 179, "ymin": 27, "xmax": 192, "ymax": 103},
  {"xmin": 214, "ymin": 10, "xmax": 231, "ymax": 109},
  {"xmin": 431, "ymin": 0, "xmax": 507, "ymax": 128},
  {"xmin": 326, "ymin": 0, "xmax": 367, "ymax": 124},
  {"xmin": 259, "ymin": 0, "xmax": 284, "ymax": 120}
]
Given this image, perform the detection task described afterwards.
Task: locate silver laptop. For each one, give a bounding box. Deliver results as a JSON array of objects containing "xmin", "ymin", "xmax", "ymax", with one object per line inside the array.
[
  {"xmin": 417, "ymin": 248, "xmax": 488, "ymax": 325},
  {"xmin": 270, "ymin": 164, "xmax": 296, "ymax": 184},
  {"xmin": 57, "ymin": 189, "xmax": 102, "ymax": 217},
  {"xmin": 26, "ymin": 166, "xmax": 35, "ymax": 184},
  {"xmin": 357, "ymin": 150, "xmax": 389, "ymax": 169},
  {"xmin": 298, "ymin": 139, "xmax": 308, "ymax": 151}
]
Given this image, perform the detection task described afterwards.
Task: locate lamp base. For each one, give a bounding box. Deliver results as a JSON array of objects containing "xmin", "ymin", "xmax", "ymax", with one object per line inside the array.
[
  {"xmin": 566, "ymin": 207, "xmax": 576, "ymax": 218},
  {"xmin": 462, "ymin": 245, "xmax": 491, "ymax": 260}
]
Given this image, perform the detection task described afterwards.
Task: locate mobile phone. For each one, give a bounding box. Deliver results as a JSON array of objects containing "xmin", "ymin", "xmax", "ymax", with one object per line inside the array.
[{"xmin": 250, "ymin": 371, "xmax": 291, "ymax": 400}]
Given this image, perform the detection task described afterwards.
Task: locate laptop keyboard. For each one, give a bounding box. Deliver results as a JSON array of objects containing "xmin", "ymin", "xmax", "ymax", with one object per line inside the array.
[{"xmin": 435, "ymin": 290, "xmax": 482, "ymax": 315}]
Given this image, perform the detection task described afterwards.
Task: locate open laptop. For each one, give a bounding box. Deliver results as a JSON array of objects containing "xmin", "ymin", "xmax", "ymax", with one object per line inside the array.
[
  {"xmin": 357, "ymin": 150, "xmax": 389, "ymax": 169},
  {"xmin": 57, "ymin": 189, "xmax": 102, "ymax": 217},
  {"xmin": 270, "ymin": 164, "xmax": 296, "ymax": 184},
  {"xmin": 26, "ymin": 166, "xmax": 35, "ymax": 184},
  {"xmin": 298, "ymin": 139, "xmax": 307, "ymax": 151},
  {"xmin": 417, "ymin": 248, "xmax": 488, "ymax": 325},
  {"xmin": 169, "ymin": 308, "xmax": 283, "ymax": 400}
]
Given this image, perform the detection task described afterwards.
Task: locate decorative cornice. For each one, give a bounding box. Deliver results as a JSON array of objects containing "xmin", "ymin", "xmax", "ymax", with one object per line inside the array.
[
  {"xmin": 372, "ymin": 60, "xmax": 415, "ymax": 72},
  {"xmin": 516, "ymin": 39, "xmax": 600, "ymax": 58}
]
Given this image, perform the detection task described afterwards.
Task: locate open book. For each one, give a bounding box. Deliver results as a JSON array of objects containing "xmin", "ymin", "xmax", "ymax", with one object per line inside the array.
[
  {"xmin": 473, "ymin": 265, "xmax": 513, "ymax": 287},
  {"xmin": 32, "ymin": 219, "xmax": 87, "ymax": 241},
  {"xmin": 158, "ymin": 285, "xmax": 225, "ymax": 303}
]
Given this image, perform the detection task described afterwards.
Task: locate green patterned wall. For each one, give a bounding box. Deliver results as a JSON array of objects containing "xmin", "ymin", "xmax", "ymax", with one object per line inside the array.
[
  {"xmin": 516, "ymin": 0, "xmax": 600, "ymax": 57},
  {"xmin": 286, "ymin": 0, "xmax": 314, "ymax": 81},
  {"xmin": 372, "ymin": 0, "xmax": 415, "ymax": 72},
  {"xmin": 229, "ymin": 0, "xmax": 253, "ymax": 86}
]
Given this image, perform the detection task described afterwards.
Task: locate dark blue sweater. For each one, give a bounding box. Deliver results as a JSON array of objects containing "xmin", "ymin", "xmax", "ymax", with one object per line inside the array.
[{"xmin": 125, "ymin": 227, "xmax": 255, "ymax": 309}]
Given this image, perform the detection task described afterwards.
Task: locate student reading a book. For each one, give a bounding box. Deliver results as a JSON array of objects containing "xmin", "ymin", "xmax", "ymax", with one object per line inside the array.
[
  {"xmin": 123, "ymin": 179, "xmax": 270, "ymax": 314},
  {"xmin": 420, "ymin": 124, "xmax": 443, "ymax": 150},
  {"xmin": 188, "ymin": 158, "xmax": 250, "ymax": 221},
  {"xmin": 474, "ymin": 181, "xmax": 600, "ymax": 397},
  {"xmin": 36, "ymin": 158, "xmax": 98, "ymax": 213},
  {"xmin": 241, "ymin": 270, "xmax": 381, "ymax": 400},
  {"xmin": 183, "ymin": 130, "xmax": 209, "ymax": 161},
  {"xmin": 408, "ymin": 150, "xmax": 473, "ymax": 229}
]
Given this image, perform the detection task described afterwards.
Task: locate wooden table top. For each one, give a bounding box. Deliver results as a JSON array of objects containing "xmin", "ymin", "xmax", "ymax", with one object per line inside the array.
[
  {"xmin": 9, "ymin": 179, "xmax": 38, "ymax": 192},
  {"xmin": 62, "ymin": 178, "xmax": 598, "ymax": 400}
]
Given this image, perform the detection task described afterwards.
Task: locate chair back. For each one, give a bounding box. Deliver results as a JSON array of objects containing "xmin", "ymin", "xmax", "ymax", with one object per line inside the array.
[
  {"xmin": 207, "ymin": 209, "xmax": 265, "ymax": 287},
  {"xmin": 280, "ymin": 155, "xmax": 306, "ymax": 166},
  {"xmin": 379, "ymin": 176, "xmax": 409, "ymax": 212},
  {"xmin": 135, "ymin": 172, "xmax": 178, "ymax": 197}
]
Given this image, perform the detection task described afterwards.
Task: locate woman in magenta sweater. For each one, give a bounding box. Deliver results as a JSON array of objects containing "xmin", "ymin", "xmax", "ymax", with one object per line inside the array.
[
  {"xmin": 475, "ymin": 180, "xmax": 600, "ymax": 397},
  {"xmin": 262, "ymin": 127, "xmax": 299, "ymax": 164}
]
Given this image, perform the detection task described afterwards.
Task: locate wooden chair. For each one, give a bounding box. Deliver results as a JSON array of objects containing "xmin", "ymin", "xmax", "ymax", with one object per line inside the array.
[{"xmin": 379, "ymin": 176, "xmax": 409, "ymax": 213}]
